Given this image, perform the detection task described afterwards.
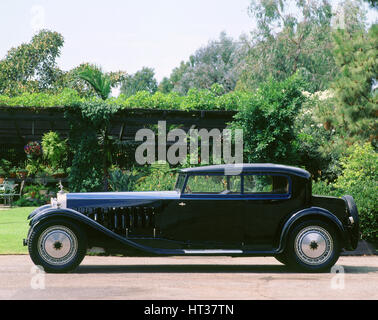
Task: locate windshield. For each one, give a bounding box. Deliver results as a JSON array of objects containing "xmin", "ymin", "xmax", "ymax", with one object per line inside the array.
[{"xmin": 175, "ymin": 173, "xmax": 186, "ymax": 192}]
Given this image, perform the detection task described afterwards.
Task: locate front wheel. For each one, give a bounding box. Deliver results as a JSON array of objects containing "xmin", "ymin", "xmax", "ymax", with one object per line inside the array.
[
  {"xmin": 286, "ymin": 220, "xmax": 340, "ymax": 272},
  {"xmin": 28, "ymin": 219, "xmax": 87, "ymax": 273}
]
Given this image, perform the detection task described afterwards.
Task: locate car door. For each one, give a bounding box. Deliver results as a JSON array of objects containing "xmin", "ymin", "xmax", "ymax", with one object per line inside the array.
[
  {"xmin": 242, "ymin": 174, "xmax": 301, "ymax": 250},
  {"xmin": 159, "ymin": 174, "xmax": 244, "ymax": 248}
]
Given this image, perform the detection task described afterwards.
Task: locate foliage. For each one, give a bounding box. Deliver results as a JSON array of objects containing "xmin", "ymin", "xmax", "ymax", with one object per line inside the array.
[
  {"xmin": 312, "ymin": 143, "xmax": 378, "ymax": 242},
  {"xmin": 67, "ymin": 101, "xmax": 120, "ymax": 192},
  {"xmin": 294, "ymin": 94, "xmax": 343, "ymax": 181},
  {"xmin": 166, "ymin": 32, "xmax": 245, "ymax": 95},
  {"xmin": 0, "ymin": 85, "xmax": 254, "ymax": 111},
  {"xmin": 364, "ymin": 0, "xmax": 377, "ymax": 8},
  {"xmin": 56, "ymin": 63, "xmax": 126, "ymax": 99},
  {"xmin": 67, "ymin": 129, "xmax": 104, "ymax": 192},
  {"xmin": 332, "ymin": 20, "xmax": 377, "ymax": 143},
  {"xmin": 158, "ymin": 77, "xmax": 174, "ymax": 93},
  {"xmin": 14, "ymin": 184, "xmax": 51, "ymax": 207},
  {"xmin": 0, "ymin": 30, "xmax": 64, "ymax": 95},
  {"xmin": 0, "ymin": 88, "xmax": 83, "ymax": 107},
  {"xmin": 41, "ymin": 131, "xmax": 68, "ymax": 171},
  {"xmin": 77, "ymin": 65, "xmax": 112, "ymax": 100},
  {"xmin": 231, "ymin": 75, "xmax": 305, "ymax": 164},
  {"xmin": 237, "ymin": 0, "xmax": 338, "ymax": 93},
  {"xmin": 0, "ymin": 159, "xmax": 12, "ymax": 176},
  {"xmin": 135, "ymin": 163, "xmax": 177, "ymax": 191},
  {"xmin": 108, "ymin": 168, "xmax": 143, "ymax": 192},
  {"xmin": 121, "ymin": 67, "xmax": 158, "ymax": 97}
]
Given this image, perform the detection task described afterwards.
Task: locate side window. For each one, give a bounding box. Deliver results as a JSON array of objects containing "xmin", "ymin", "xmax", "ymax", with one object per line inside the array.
[
  {"xmin": 184, "ymin": 175, "xmax": 241, "ymax": 194},
  {"xmin": 243, "ymin": 175, "xmax": 289, "ymax": 194}
]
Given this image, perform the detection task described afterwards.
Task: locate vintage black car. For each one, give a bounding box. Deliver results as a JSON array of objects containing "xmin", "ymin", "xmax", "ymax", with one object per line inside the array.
[{"xmin": 24, "ymin": 164, "xmax": 359, "ymax": 273}]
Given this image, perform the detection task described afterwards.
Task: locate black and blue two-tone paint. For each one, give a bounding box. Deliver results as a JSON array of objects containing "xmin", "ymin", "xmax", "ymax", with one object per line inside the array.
[{"xmin": 25, "ymin": 164, "xmax": 359, "ymax": 273}]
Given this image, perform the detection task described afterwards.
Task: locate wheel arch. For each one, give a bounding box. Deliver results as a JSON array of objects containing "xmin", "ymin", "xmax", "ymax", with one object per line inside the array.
[{"xmin": 278, "ymin": 207, "xmax": 347, "ymax": 252}]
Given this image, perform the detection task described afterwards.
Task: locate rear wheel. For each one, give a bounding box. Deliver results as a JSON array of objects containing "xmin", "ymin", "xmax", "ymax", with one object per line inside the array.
[
  {"xmin": 286, "ymin": 220, "xmax": 340, "ymax": 272},
  {"xmin": 28, "ymin": 219, "xmax": 87, "ymax": 273}
]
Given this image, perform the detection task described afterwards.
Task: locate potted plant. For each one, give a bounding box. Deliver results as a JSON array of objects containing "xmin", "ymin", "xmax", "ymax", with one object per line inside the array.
[
  {"xmin": 17, "ymin": 168, "xmax": 28, "ymax": 179},
  {"xmin": 24, "ymin": 141, "xmax": 42, "ymax": 159},
  {"xmin": 52, "ymin": 168, "xmax": 67, "ymax": 179}
]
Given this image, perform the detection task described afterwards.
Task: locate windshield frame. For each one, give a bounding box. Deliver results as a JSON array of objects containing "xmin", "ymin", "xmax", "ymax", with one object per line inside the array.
[{"xmin": 174, "ymin": 173, "xmax": 187, "ymax": 193}]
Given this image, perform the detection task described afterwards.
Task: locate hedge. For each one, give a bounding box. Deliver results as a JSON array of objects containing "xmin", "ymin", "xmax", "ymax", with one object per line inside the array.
[{"xmin": 0, "ymin": 87, "xmax": 254, "ymax": 111}]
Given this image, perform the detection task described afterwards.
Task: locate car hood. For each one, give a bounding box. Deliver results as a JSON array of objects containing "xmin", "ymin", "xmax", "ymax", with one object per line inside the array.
[{"xmin": 57, "ymin": 191, "xmax": 180, "ymax": 209}]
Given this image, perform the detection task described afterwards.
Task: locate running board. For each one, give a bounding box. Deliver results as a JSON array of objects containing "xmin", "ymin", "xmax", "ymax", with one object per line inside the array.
[{"xmin": 183, "ymin": 249, "xmax": 243, "ymax": 254}]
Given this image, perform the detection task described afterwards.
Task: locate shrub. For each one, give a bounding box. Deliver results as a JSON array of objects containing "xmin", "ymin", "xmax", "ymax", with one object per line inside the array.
[
  {"xmin": 14, "ymin": 184, "xmax": 51, "ymax": 207},
  {"xmin": 231, "ymin": 75, "xmax": 305, "ymax": 164},
  {"xmin": 0, "ymin": 87, "xmax": 250, "ymax": 111},
  {"xmin": 0, "ymin": 88, "xmax": 82, "ymax": 107},
  {"xmin": 67, "ymin": 101, "xmax": 119, "ymax": 192},
  {"xmin": 313, "ymin": 143, "xmax": 377, "ymax": 242},
  {"xmin": 108, "ymin": 168, "xmax": 143, "ymax": 192},
  {"xmin": 41, "ymin": 131, "xmax": 68, "ymax": 170},
  {"xmin": 135, "ymin": 163, "xmax": 177, "ymax": 191}
]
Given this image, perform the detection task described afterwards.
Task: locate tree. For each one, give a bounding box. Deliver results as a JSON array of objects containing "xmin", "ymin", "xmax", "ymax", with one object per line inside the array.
[
  {"xmin": 167, "ymin": 32, "xmax": 245, "ymax": 95},
  {"xmin": 237, "ymin": 0, "xmax": 338, "ymax": 93},
  {"xmin": 121, "ymin": 67, "xmax": 158, "ymax": 97},
  {"xmin": 332, "ymin": 18, "xmax": 377, "ymax": 142},
  {"xmin": 363, "ymin": 0, "xmax": 377, "ymax": 9},
  {"xmin": 158, "ymin": 77, "xmax": 174, "ymax": 93},
  {"xmin": 77, "ymin": 65, "xmax": 112, "ymax": 100},
  {"xmin": 231, "ymin": 75, "xmax": 305, "ymax": 164},
  {"xmin": 75, "ymin": 65, "xmax": 124, "ymax": 191},
  {"xmin": 0, "ymin": 30, "xmax": 64, "ymax": 95}
]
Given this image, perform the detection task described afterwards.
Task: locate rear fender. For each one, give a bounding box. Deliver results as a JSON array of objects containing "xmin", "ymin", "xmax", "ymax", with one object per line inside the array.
[{"xmin": 278, "ymin": 207, "xmax": 348, "ymax": 252}]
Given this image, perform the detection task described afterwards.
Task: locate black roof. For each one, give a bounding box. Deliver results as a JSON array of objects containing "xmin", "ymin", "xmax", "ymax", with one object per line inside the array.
[{"xmin": 180, "ymin": 164, "xmax": 311, "ymax": 179}]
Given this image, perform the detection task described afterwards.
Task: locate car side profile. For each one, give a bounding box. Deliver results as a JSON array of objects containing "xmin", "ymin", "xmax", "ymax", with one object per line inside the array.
[{"xmin": 24, "ymin": 164, "xmax": 359, "ymax": 273}]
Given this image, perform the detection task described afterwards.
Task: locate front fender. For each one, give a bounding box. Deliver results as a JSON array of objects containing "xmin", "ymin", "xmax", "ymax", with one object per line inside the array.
[
  {"xmin": 27, "ymin": 204, "xmax": 52, "ymax": 220},
  {"xmin": 27, "ymin": 207, "xmax": 173, "ymax": 255},
  {"xmin": 278, "ymin": 207, "xmax": 348, "ymax": 252}
]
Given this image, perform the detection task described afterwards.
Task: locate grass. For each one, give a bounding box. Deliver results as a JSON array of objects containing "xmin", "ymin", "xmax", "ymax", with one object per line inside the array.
[{"xmin": 0, "ymin": 207, "xmax": 37, "ymax": 254}]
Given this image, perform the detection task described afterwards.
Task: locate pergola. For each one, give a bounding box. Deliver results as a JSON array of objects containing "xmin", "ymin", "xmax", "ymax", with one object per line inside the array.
[{"xmin": 0, "ymin": 106, "xmax": 236, "ymax": 151}]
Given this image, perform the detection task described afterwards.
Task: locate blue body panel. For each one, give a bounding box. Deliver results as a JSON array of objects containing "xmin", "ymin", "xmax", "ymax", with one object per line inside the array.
[{"xmin": 66, "ymin": 191, "xmax": 179, "ymax": 208}]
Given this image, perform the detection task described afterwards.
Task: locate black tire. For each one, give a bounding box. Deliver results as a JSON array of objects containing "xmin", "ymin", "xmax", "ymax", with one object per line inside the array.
[
  {"xmin": 28, "ymin": 219, "xmax": 87, "ymax": 273},
  {"xmin": 286, "ymin": 220, "xmax": 340, "ymax": 272}
]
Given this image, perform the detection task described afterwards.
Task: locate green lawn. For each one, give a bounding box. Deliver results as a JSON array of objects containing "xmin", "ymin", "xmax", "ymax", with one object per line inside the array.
[{"xmin": 0, "ymin": 207, "xmax": 37, "ymax": 254}]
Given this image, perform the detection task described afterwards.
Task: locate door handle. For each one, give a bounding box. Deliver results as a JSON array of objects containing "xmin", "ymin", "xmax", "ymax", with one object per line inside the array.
[{"xmin": 179, "ymin": 202, "xmax": 186, "ymax": 206}]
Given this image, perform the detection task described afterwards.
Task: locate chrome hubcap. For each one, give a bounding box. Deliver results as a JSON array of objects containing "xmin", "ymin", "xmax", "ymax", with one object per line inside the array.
[
  {"xmin": 38, "ymin": 226, "xmax": 78, "ymax": 265},
  {"xmin": 295, "ymin": 226, "xmax": 333, "ymax": 265}
]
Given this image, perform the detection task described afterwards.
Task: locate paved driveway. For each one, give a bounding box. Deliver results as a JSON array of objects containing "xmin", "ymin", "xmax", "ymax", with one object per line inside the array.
[{"xmin": 0, "ymin": 255, "xmax": 377, "ymax": 300}]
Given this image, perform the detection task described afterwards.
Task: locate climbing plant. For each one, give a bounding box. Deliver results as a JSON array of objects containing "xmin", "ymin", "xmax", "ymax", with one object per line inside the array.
[{"xmin": 66, "ymin": 101, "xmax": 120, "ymax": 192}]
